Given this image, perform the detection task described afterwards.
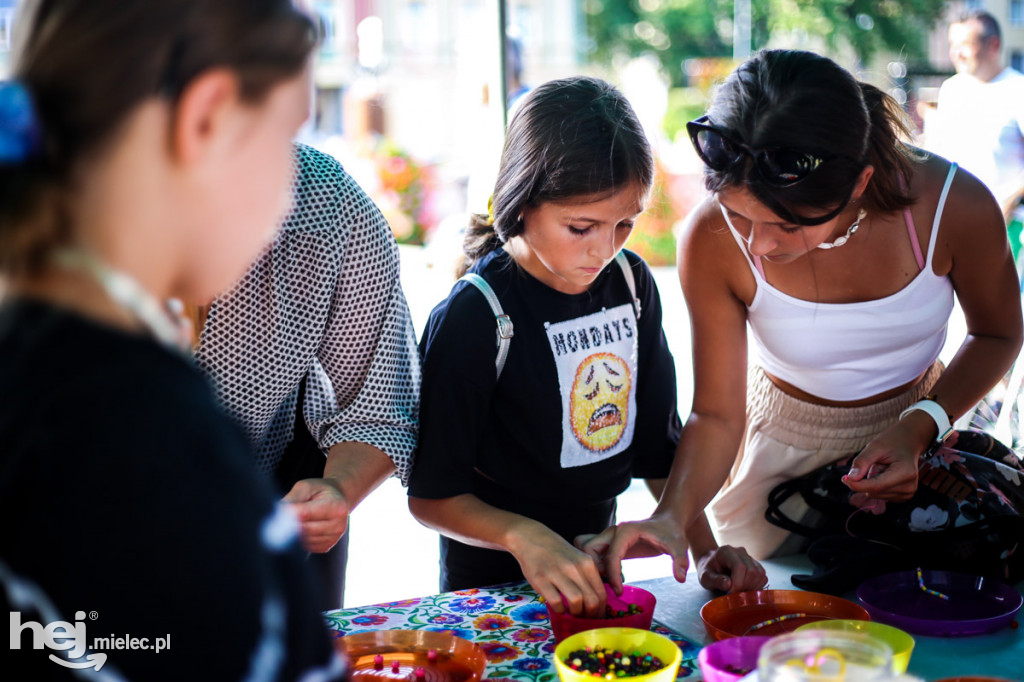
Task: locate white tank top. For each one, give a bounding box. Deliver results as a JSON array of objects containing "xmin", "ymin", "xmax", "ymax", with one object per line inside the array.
[{"xmin": 725, "ymin": 164, "xmax": 957, "ymax": 401}]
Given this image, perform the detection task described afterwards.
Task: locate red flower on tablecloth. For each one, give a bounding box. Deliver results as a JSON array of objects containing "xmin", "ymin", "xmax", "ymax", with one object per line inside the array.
[
  {"xmin": 479, "ymin": 642, "xmax": 522, "ymax": 662},
  {"xmin": 510, "ymin": 628, "xmax": 548, "ymax": 643},
  {"xmin": 453, "ymin": 588, "xmax": 480, "ymax": 595},
  {"xmin": 449, "ymin": 596, "xmax": 497, "ymax": 614},
  {"xmin": 503, "ymin": 595, "xmax": 524, "ymax": 602},
  {"xmin": 350, "ymin": 615, "xmax": 389, "ymax": 626},
  {"xmin": 474, "ymin": 614, "xmax": 514, "ymax": 630}
]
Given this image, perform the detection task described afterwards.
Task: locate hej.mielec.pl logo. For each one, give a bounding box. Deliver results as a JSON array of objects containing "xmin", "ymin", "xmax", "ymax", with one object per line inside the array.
[{"xmin": 10, "ymin": 609, "xmax": 170, "ymax": 671}]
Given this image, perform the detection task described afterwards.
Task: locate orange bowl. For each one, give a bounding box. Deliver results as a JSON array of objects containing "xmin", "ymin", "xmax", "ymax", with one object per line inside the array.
[
  {"xmin": 335, "ymin": 629, "xmax": 487, "ymax": 682},
  {"xmin": 700, "ymin": 589, "xmax": 870, "ymax": 640}
]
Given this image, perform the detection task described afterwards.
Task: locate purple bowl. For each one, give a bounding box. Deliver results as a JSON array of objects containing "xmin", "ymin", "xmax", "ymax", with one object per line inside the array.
[
  {"xmin": 856, "ymin": 569, "xmax": 1022, "ymax": 637},
  {"xmin": 697, "ymin": 636, "xmax": 772, "ymax": 682}
]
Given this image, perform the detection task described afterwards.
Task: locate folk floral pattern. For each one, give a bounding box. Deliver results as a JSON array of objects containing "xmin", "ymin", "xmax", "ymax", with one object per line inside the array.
[{"xmin": 323, "ymin": 581, "xmax": 702, "ymax": 681}]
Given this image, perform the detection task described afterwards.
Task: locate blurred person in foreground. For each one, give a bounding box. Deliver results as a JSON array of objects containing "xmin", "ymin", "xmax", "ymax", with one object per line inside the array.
[{"xmin": 0, "ymin": 0, "xmax": 346, "ymax": 678}]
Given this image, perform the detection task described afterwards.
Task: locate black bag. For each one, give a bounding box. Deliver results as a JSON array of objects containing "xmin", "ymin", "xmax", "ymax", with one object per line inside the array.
[{"xmin": 765, "ymin": 430, "xmax": 1024, "ymax": 593}]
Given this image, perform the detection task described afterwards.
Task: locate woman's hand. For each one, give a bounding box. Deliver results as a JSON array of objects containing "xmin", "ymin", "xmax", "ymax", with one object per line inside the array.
[
  {"xmin": 575, "ymin": 515, "xmax": 691, "ymax": 594},
  {"xmin": 842, "ymin": 414, "xmax": 933, "ymax": 500},
  {"xmin": 512, "ymin": 527, "xmax": 607, "ymax": 617},
  {"xmin": 694, "ymin": 545, "xmax": 767, "ymax": 593}
]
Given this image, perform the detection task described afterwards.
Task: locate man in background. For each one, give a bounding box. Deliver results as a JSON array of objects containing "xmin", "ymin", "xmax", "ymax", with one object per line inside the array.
[{"xmin": 925, "ymin": 10, "xmax": 1024, "ymax": 261}]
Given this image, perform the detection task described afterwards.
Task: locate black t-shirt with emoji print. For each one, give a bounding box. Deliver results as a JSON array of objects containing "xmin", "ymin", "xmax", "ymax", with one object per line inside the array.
[{"xmin": 409, "ymin": 248, "xmax": 681, "ymax": 590}]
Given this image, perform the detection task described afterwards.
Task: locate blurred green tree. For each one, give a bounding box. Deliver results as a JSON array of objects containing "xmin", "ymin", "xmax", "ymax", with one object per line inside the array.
[{"xmin": 582, "ymin": 0, "xmax": 946, "ymax": 86}]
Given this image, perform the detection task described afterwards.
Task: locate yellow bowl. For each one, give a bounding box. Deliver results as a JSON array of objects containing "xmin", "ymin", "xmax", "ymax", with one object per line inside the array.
[
  {"xmin": 553, "ymin": 627, "xmax": 682, "ymax": 682},
  {"xmin": 795, "ymin": 619, "xmax": 915, "ymax": 674}
]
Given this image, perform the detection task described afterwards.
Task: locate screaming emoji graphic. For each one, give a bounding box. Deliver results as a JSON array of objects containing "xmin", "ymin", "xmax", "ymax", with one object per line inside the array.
[{"xmin": 569, "ymin": 352, "xmax": 631, "ymax": 451}]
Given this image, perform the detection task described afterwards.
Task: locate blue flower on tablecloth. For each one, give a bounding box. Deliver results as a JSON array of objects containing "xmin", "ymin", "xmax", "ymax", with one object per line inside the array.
[
  {"xmin": 351, "ymin": 614, "xmax": 389, "ymax": 626},
  {"xmin": 425, "ymin": 627, "xmax": 474, "ymax": 640},
  {"xmin": 510, "ymin": 627, "xmax": 548, "ymax": 643},
  {"xmin": 503, "ymin": 595, "xmax": 524, "ymax": 602},
  {"xmin": 429, "ymin": 614, "xmax": 466, "ymax": 625},
  {"xmin": 479, "ymin": 641, "xmax": 522, "ymax": 662},
  {"xmin": 540, "ymin": 640, "xmax": 557, "ymax": 655},
  {"xmin": 512, "ymin": 657, "xmax": 549, "ymax": 672},
  {"xmin": 475, "ymin": 614, "xmax": 514, "ymax": 630},
  {"xmin": 509, "ymin": 603, "xmax": 548, "ymax": 622},
  {"xmin": 449, "ymin": 596, "xmax": 497, "ymax": 614}
]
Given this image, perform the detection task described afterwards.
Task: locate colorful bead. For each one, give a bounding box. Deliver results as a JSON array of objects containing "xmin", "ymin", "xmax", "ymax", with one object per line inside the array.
[{"xmin": 563, "ymin": 645, "xmax": 664, "ymax": 678}]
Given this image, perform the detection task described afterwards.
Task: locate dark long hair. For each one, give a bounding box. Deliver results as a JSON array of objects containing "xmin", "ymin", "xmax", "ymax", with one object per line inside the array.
[
  {"xmin": 0, "ymin": 0, "xmax": 315, "ymax": 275},
  {"xmin": 460, "ymin": 76, "xmax": 654, "ymax": 275},
  {"xmin": 703, "ymin": 49, "xmax": 914, "ymax": 222}
]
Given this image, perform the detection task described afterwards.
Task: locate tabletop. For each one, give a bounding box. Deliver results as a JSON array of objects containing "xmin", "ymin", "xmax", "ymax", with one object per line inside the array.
[{"xmin": 324, "ymin": 556, "xmax": 1024, "ymax": 682}]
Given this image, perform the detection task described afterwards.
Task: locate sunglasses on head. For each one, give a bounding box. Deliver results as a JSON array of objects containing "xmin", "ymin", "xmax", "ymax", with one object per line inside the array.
[
  {"xmin": 687, "ymin": 115, "xmax": 860, "ymax": 226},
  {"xmin": 686, "ymin": 115, "xmax": 838, "ymax": 187}
]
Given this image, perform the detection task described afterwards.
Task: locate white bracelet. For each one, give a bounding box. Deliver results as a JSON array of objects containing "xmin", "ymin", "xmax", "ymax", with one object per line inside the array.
[{"xmin": 899, "ymin": 399, "xmax": 953, "ymax": 443}]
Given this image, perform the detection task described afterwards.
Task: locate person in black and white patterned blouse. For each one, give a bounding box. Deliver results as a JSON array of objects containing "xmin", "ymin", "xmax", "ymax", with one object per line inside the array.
[{"xmin": 196, "ymin": 142, "xmax": 421, "ymax": 609}]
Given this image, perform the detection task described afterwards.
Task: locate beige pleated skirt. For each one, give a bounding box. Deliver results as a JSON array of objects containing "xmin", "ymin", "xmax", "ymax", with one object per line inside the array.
[{"xmin": 708, "ymin": 362, "xmax": 943, "ymax": 559}]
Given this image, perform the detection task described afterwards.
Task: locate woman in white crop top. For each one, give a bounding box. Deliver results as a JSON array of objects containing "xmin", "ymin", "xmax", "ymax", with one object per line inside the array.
[{"xmin": 578, "ymin": 50, "xmax": 1023, "ymax": 573}]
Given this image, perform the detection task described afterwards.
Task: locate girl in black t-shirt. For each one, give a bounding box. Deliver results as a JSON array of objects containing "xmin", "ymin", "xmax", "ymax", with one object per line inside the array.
[{"xmin": 408, "ymin": 76, "xmax": 766, "ymax": 618}]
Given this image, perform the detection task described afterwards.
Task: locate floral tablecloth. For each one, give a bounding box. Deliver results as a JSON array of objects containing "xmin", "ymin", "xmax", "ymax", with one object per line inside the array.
[{"xmin": 323, "ymin": 581, "xmax": 703, "ymax": 682}]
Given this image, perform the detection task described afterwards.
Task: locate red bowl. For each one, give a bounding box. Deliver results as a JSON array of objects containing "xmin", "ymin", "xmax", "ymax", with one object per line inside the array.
[
  {"xmin": 547, "ymin": 584, "xmax": 657, "ymax": 643},
  {"xmin": 700, "ymin": 589, "xmax": 870, "ymax": 640}
]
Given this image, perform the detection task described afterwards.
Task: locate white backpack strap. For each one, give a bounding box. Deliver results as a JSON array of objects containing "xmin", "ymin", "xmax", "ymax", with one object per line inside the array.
[
  {"xmin": 615, "ymin": 251, "xmax": 641, "ymax": 320},
  {"xmin": 459, "ymin": 273, "xmax": 514, "ymax": 379}
]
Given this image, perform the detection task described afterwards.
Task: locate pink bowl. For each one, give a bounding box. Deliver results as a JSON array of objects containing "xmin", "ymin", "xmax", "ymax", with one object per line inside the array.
[
  {"xmin": 697, "ymin": 636, "xmax": 773, "ymax": 682},
  {"xmin": 547, "ymin": 585, "xmax": 657, "ymax": 643}
]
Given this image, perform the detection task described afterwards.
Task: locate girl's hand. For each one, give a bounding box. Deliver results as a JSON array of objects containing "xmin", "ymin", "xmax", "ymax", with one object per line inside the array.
[
  {"xmin": 842, "ymin": 416, "xmax": 932, "ymax": 500},
  {"xmin": 513, "ymin": 527, "xmax": 607, "ymax": 617},
  {"xmin": 575, "ymin": 515, "xmax": 690, "ymax": 595},
  {"xmin": 694, "ymin": 545, "xmax": 767, "ymax": 593}
]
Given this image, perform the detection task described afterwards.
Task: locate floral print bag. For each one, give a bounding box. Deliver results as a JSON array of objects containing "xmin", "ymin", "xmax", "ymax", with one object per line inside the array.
[{"xmin": 765, "ymin": 430, "xmax": 1024, "ymax": 584}]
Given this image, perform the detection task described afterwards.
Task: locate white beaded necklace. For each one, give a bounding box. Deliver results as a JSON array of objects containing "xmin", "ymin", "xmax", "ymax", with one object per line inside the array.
[
  {"xmin": 816, "ymin": 208, "xmax": 867, "ymax": 250},
  {"xmin": 52, "ymin": 249, "xmax": 190, "ymax": 352}
]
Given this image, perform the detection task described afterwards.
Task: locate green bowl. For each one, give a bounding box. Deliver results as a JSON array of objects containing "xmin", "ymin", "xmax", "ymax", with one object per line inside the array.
[{"xmin": 796, "ymin": 619, "xmax": 915, "ymax": 673}]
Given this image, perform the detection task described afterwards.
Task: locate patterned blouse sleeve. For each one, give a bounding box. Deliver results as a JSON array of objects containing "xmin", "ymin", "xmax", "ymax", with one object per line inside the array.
[{"xmin": 301, "ymin": 149, "xmax": 421, "ymax": 485}]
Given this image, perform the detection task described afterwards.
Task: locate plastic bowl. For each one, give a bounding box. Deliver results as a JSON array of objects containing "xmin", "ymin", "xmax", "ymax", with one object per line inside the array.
[
  {"xmin": 547, "ymin": 584, "xmax": 656, "ymax": 643},
  {"xmin": 758, "ymin": 630, "xmax": 894, "ymax": 681},
  {"xmin": 697, "ymin": 636, "xmax": 772, "ymax": 682},
  {"xmin": 856, "ymin": 569, "xmax": 1023, "ymax": 637},
  {"xmin": 700, "ymin": 589, "xmax": 870, "ymax": 640},
  {"xmin": 335, "ymin": 629, "xmax": 487, "ymax": 682},
  {"xmin": 554, "ymin": 627, "xmax": 682, "ymax": 682},
  {"xmin": 796, "ymin": 620, "xmax": 915, "ymax": 674}
]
